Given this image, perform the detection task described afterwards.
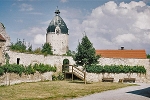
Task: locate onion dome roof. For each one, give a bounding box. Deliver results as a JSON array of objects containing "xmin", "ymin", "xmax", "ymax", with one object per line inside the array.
[{"xmin": 47, "ymin": 9, "xmax": 68, "ymax": 34}]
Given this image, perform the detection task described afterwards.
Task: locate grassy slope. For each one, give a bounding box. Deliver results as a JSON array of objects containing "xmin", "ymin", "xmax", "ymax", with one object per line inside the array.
[{"xmin": 0, "ymin": 81, "xmax": 134, "ymax": 100}]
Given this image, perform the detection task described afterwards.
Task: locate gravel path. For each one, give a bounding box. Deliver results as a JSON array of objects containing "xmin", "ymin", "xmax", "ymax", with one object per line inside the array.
[{"xmin": 72, "ymin": 83, "xmax": 150, "ymax": 100}]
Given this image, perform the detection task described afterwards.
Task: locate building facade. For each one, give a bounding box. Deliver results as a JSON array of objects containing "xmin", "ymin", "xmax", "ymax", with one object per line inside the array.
[
  {"xmin": 0, "ymin": 22, "xmax": 10, "ymax": 64},
  {"xmin": 46, "ymin": 9, "xmax": 69, "ymax": 55}
]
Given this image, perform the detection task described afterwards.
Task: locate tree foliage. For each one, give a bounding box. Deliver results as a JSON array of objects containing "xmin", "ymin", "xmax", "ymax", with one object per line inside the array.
[
  {"xmin": 10, "ymin": 39, "xmax": 54, "ymax": 56},
  {"xmin": 65, "ymin": 50, "xmax": 75, "ymax": 57},
  {"xmin": 10, "ymin": 39, "xmax": 26, "ymax": 52},
  {"xmin": 74, "ymin": 35, "xmax": 100, "ymax": 66},
  {"xmin": 41, "ymin": 43, "xmax": 53, "ymax": 55},
  {"xmin": 147, "ymin": 54, "xmax": 150, "ymax": 59}
]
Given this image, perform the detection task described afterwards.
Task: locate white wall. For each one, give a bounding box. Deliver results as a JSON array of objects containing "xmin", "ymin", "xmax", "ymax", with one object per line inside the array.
[
  {"xmin": 6, "ymin": 51, "xmax": 150, "ymax": 83},
  {"xmin": 46, "ymin": 33, "xmax": 68, "ymax": 55},
  {"xmin": 0, "ymin": 72, "xmax": 54, "ymax": 86},
  {"xmin": 86, "ymin": 58, "xmax": 150, "ymax": 83},
  {"xmin": 7, "ymin": 51, "xmax": 75, "ymax": 72}
]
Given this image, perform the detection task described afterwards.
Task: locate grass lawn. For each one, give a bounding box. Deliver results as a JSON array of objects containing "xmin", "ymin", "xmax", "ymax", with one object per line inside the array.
[{"xmin": 0, "ymin": 81, "xmax": 134, "ymax": 100}]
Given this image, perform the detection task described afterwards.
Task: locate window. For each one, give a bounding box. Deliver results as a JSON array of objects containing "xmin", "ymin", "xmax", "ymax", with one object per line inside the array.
[{"xmin": 17, "ymin": 58, "xmax": 20, "ymax": 64}]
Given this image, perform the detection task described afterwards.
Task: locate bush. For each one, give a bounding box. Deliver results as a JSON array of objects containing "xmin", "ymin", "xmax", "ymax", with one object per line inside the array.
[
  {"xmin": 25, "ymin": 64, "xmax": 35, "ymax": 75},
  {"xmin": 0, "ymin": 67, "xmax": 4, "ymax": 76},
  {"xmin": 0, "ymin": 63, "xmax": 57, "ymax": 76},
  {"xmin": 52, "ymin": 73, "xmax": 64, "ymax": 81},
  {"xmin": 86, "ymin": 65, "xmax": 103, "ymax": 73},
  {"xmin": 33, "ymin": 63, "xmax": 56, "ymax": 73},
  {"xmin": 86, "ymin": 64, "xmax": 146, "ymax": 74},
  {"xmin": 11, "ymin": 64, "xmax": 25, "ymax": 76}
]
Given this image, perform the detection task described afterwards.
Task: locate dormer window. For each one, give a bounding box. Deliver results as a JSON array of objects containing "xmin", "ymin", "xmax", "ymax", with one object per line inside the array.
[{"xmin": 55, "ymin": 26, "xmax": 61, "ymax": 34}]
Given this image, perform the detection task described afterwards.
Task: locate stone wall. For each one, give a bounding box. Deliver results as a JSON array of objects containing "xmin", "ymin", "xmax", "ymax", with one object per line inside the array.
[
  {"xmin": 7, "ymin": 51, "xmax": 75, "ymax": 72},
  {"xmin": 0, "ymin": 72, "xmax": 54, "ymax": 86},
  {"xmin": 86, "ymin": 73, "xmax": 147, "ymax": 83},
  {"xmin": 46, "ymin": 33, "xmax": 68, "ymax": 55},
  {"xmin": 0, "ymin": 22, "xmax": 11, "ymax": 64},
  {"xmin": 4, "ymin": 51, "xmax": 150, "ymax": 83},
  {"xmin": 86, "ymin": 58, "xmax": 150, "ymax": 83},
  {"xmin": 0, "ymin": 22, "xmax": 11, "ymax": 50}
]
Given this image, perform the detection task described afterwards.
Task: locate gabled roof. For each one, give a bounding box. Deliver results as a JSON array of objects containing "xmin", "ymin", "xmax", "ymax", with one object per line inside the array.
[
  {"xmin": 0, "ymin": 34, "xmax": 6, "ymax": 42},
  {"xmin": 96, "ymin": 49, "xmax": 147, "ymax": 59}
]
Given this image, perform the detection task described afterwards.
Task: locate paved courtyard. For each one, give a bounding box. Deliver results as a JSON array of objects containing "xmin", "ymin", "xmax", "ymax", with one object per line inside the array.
[{"xmin": 72, "ymin": 83, "xmax": 150, "ymax": 100}]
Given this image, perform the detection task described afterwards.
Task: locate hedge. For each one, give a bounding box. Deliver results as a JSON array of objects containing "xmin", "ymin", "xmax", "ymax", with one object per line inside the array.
[
  {"xmin": 86, "ymin": 64, "xmax": 146, "ymax": 74},
  {"xmin": 0, "ymin": 63, "xmax": 57, "ymax": 76}
]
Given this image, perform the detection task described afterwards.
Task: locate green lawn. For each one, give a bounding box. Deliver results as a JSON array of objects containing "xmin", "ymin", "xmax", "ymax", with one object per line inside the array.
[{"xmin": 0, "ymin": 81, "xmax": 134, "ymax": 100}]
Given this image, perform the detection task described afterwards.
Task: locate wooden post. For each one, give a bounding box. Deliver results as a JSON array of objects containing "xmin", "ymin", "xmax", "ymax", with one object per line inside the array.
[
  {"xmin": 84, "ymin": 72, "xmax": 86, "ymax": 84},
  {"xmin": 72, "ymin": 66, "xmax": 73, "ymax": 82},
  {"xmin": 64, "ymin": 72, "xmax": 66, "ymax": 81}
]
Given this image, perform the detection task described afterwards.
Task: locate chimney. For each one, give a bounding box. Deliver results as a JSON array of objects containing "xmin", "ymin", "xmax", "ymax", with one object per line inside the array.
[{"xmin": 121, "ymin": 47, "xmax": 124, "ymax": 50}]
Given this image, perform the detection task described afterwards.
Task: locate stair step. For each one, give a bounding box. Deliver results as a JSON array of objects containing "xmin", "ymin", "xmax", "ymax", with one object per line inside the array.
[{"xmin": 63, "ymin": 65, "xmax": 86, "ymax": 84}]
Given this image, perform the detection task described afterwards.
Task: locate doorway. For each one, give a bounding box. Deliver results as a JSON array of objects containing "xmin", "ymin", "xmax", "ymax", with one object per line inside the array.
[{"xmin": 62, "ymin": 59, "xmax": 69, "ymax": 72}]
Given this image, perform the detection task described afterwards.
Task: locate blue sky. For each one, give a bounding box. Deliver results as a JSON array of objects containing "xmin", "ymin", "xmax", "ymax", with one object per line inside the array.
[{"xmin": 0, "ymin": 0, "xmax": 150, "ymax": 53}]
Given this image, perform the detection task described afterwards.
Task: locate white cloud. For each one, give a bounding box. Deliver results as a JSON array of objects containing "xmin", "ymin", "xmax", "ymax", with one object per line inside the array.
[
  {"xmin": 13, "ymin": 1, "xmax": 150, "ymax": 53},
  {"xmin": 15, "ymin": 19, "xmax": 23, "ymax": 23},
  {"xmin": 60, "ymin": 0, "xmax": 68, "ymax": 3},
  {"xmin": 114, "ymin": 33, "xmax": 137, "ymax": 44},
  {"xmin": 119, "ymin": 1, "xmax": 146, "ymax": 9},
  {"xmin": 13, "ymin": 26, "xmax": 46, "ymax": 49},
  {"xmin": 34, "ymin": 34, "xmax": 46, "ymax": 45},
  {"xmin": 63, "ymin": 1, "xmax": 150, "ymax": 52},
  {"xmin": 133, "ymin": 11, "xmax": 150, "ymax": 29},
  {"xmin": 27, "ymin": 12, "xmax": 43, "ymax": 15},
  {"xmin": 28, "ymin": 27, "xmax": 46, "ymax": 36},
  {"xmin": 19, "ymin": 3, "xmax": 33, "ymax": 11}
]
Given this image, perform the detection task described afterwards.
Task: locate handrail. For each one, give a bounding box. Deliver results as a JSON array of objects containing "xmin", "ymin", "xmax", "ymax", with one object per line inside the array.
[
  {"xmin": 63, "ymin": 64, "xmax": 86, "ymax": 84},
  {"xmin": 72, "ymin": 65, "xmax": 86, "ymax": 84}
]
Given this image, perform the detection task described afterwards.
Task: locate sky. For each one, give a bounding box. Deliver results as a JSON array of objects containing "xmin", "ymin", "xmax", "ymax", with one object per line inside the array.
[{"xmin": 0, "ymin": 0, "xmax": 150, "ymax": 53}]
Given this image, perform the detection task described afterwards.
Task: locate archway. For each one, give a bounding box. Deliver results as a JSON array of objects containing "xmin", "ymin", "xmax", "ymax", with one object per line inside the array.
[{"xmin": 62, "ymin": 59, "xmax": 69, "ymax": 72}]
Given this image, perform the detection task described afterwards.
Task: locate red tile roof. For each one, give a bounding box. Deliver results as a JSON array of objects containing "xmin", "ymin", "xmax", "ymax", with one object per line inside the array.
[
  {"xmin": 96, "ymin": 49, "xmax": 147, "ymax": 59},
  {"xmin": 0, "ymin": 34, "xmax": 6, "ymax": 41}
]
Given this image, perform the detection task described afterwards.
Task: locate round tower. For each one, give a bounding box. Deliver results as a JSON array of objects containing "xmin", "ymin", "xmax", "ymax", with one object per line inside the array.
[{"xmin": 46, "ymin": 9, "xmax": 69, "ymax": 55}]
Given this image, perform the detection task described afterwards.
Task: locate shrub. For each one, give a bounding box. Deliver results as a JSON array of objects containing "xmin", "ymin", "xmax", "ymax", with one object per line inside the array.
[
  {"xmin": 0, "ymin": 67, "xmax": 4, "ymax": 76},
  {"xmin": 86, "ymin": 65, "xmax": 103, "ymax": 73},
  {"xmin": 0, "ymin": 63, "xmax": 57, "ymax": 76},
  {"xmin": 25, "ymin": 64, "xmax": 35, "ymax": 75},
  {"xmin": 52, "ymin": 72, "xmax": 64, "ymax": 81},
  {"xmin": 86, "ymin": 64, "xmax": 146, "ymax": 74},
  {"xmin": 52, "ymin": 75, "xmax": 57, "ymax": 81},
  {"xmin": 33, "ymin": 63, "xmax": 56, "ymax": 73},
  {"xmin": 11, "ymin": 64, "xmax": 25, "ymax": 76}
]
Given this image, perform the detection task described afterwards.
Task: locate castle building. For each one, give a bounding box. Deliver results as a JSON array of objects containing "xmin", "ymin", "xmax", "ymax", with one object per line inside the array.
[
  {"xmin": 0, "ymin": 22, "xmax": 10, "ymax": 64},
  {"xmin": 46, "ymin": 9, "xmax": 69, "ymax": 55}
]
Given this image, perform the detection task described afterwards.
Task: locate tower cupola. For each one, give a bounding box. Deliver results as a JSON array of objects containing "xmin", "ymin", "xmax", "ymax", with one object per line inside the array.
[{"xmin": 47, "ymin": 9, "xmax": 68, "ymax": 34}]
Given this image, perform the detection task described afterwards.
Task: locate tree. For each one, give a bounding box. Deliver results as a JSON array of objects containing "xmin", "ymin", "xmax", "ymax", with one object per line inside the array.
[
  {"xmin": 66, "ymin": 50, "xmax": 75, "ymax": 57},
  {"xmin": 41, "ymin": 43, "xmax": 53, "ymax": 55},
  {"xmin": 147, "ymin": 54, "xmax": 150, "ymax": 59},
  {"xmin": 74, "ymin": 35, "xmax": 100, "ymax": 66},
  {"xmin": 28, "ymin": 45, "xmax": 32, "ymax": 52},
  {"xmin": 10, "ymin": 39, "xmax": 26, "ymax": 52}
]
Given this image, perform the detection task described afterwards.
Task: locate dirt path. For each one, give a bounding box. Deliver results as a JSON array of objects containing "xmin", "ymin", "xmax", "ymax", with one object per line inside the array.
[{"xmin": 72, "ymin": 83, "xmax": 150, "ymax": 100}]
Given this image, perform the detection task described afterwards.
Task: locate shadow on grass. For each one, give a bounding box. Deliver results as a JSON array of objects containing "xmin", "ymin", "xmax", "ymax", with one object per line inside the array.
[
  {"xmin": 68, "ymin": 80, "xmax": 92, "ymax": 84},
  {"xmin": 127, "ymin": 87, "xmax": 150, "ymax": 98}
]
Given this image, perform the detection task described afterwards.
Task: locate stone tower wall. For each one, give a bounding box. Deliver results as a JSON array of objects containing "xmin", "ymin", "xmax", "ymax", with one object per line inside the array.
[{"xmin": 46, "ymin": 33, "xmax": 68, "ymax": 55}]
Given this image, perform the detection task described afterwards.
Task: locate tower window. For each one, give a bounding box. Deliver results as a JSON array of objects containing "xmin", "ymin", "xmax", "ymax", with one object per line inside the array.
[{"xmin": 17, "ymin": 58, "xmax": 20, "ymax": 65}]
